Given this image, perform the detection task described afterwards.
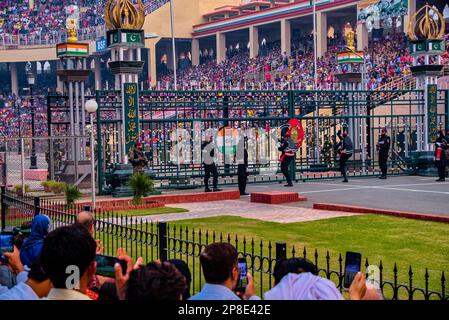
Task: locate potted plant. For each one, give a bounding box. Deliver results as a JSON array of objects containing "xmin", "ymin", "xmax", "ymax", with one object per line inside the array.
[
  {"xmin": 41, "ymin": 181, "xmax": 52, "ymax": 193},
  {"xmin": 14, "ymin": 184, "xmax": 30, "ymax": 196},
  {"xmin": 128, "ymin": 173, "xmax": 155, "ymax": 205},
  {"xmin": 63, "ymin": 183, "xmax": 82, "ymax": 208},
  {"xmin": 51, "ymin": 181, "xmax": 65, "ymax": 194}
]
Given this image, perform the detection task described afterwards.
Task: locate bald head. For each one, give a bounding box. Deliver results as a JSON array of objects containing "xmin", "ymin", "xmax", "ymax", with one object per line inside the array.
[{"xmin": 76, "ymin": 211, "xmax": 94, "ymax": 235}]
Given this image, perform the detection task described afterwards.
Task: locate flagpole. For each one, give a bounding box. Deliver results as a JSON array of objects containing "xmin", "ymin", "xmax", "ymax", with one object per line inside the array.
[
  {"xmin": 169, "ymin": 0, "xmax": 180, "ymax": 176},
  {"xmin": 312, "ymin": 0, "xmax": 320, "ymax": 162}
]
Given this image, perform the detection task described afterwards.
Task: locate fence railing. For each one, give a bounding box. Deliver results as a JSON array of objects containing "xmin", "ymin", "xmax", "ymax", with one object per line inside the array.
[{"xmin": 1, "ymin": 188, "xmax": 447, "ymax": 300}]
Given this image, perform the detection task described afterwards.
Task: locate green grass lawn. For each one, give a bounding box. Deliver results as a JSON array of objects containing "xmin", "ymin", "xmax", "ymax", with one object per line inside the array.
[
  {"xmin": 115, "ymin": 206, "xmax": 188, "ymax": 217},
  {"xmin": 95, "ymin": 214, "xmax": 449, "ymax": 299},
  {"xmin": 170, "ymin": 214, "xmax": 449, "ymax": 299}
]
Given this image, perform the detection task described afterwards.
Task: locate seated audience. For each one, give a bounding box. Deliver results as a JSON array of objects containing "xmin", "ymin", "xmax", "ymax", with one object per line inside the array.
[{"xmin": 189, "ymin": 242, "xmax": 259, "ymax": 300}]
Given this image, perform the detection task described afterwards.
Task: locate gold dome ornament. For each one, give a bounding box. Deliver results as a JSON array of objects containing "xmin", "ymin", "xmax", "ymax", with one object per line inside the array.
[
  {"xmin": 105, "ymin": 0, "xmax": 145, "ymax": 30},
  {"xmin": 66, "ymin": 17, "xmax": 78, "ymax": 43},
  {"xmin": 407, "ymin": 4, "xmax": 445, "ymax": 41}
]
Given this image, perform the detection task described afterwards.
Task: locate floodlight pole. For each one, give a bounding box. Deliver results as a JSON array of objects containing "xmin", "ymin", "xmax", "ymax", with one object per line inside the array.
[{"xmin": 312, "ymin": 0, "xmax": 320, "ymax": 163}]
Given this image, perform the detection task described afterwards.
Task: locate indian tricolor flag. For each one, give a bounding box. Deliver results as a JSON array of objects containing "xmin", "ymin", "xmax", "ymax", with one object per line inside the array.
[
  {"xmin": 337, "ymin": 51, "xmax": 364, "ymax": 64},
  {"xmin": 56, "ymin": 43, "xmax": 89, "ymax": 58}
]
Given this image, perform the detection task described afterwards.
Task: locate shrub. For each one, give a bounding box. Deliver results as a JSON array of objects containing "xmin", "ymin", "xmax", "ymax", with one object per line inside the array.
[
  {"xmin": 14, "ymin": 184, "xmax": 30, "ymax": 195},
  {"xmin": 128, "ymin": 173, "xmax": 155, "ymax": 205},
  {"xmin": 63, "ymin": 183, "xmax": 82, "ymax": 207},
  {"xmin": 51, "ymin": 181, "xmax": 65, "ymax": 194},
  {"xmin": 41, "ymin": 181, "xmax": 52, "ymax": 192}
]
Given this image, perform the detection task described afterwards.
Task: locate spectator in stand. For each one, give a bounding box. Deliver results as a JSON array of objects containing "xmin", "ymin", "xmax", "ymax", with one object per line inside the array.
[
  {"xmin": 20, "ymin": 214, "xmax": 51, "ymax": 269},
  {"xmin": 124, "ymin": 261, "xmax": 187, "ymax": 300},
  {"xmin": 190, "ymin": 242, "xmax": 260, "ymax": 300},
  {"xmin": 40, "ymin": 223, "xmax": 97, "ymax": 300}
]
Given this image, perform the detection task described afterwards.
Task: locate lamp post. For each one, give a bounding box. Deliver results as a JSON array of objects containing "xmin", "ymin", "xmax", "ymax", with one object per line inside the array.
[
  {"xmin": 27, "ymin": 70, "xmax": 37, "ymax": 169},
  {"xmin": 15, "ymin": 98, "xmax": 22, "ymax": 155},
  {"xmin": 85, "ymin": 99, "xmax": 98, "ymax": 210}
]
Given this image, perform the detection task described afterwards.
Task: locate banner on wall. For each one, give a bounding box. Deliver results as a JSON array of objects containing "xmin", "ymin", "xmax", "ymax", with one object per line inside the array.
[{"xmin": 357, "ymin": 0, "xmax": 408, "ymax": 23}]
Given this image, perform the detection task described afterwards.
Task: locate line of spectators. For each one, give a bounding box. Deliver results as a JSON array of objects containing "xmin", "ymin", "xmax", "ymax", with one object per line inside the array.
[{"xmin": 0, "ymin": 213, "xmax": 383, "ymax": 300}]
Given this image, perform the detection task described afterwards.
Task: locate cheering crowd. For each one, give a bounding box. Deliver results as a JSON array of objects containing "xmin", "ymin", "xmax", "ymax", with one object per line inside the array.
[
  {"xmin": 0, "ymin": 213, "xmax": 383, "ymax": 300},
  {"xmin": 158, "ymin": 32, "xmax": 417, "ymax": 91},
  {"xmin": 0, "ymin": 0, "xmax": 168, "ymax": 39}
]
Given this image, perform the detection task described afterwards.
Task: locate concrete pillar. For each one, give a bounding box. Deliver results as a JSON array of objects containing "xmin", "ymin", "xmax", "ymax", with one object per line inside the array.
[
  {"xmin": 356, "ymin": 22, "xmax": 368, "ymax": 51},
  {"xmin": 249, "ymin": 26, "xmax": 259, "ymax": 59},
  {"xmin": 56, "ymin": 60, "xmax": 64, "ymax": 93},
  {"xmin": 10, "ymin": 62, "xmax": 18, "ymax": 96},
  {"xmin": 94, "ymin": 56, "xmax": 102, "ymax": 90},
  {"xmin": 316, "ymin": 12, "xmax": 327, "ymax": 57},
  {"xmin": 148, "ymin": 45, "xmax": 157, "ymax": 87},
  {"xmin": 216, "ymin": 32, "xmax": 226, "ymax": 64},
  {"xmin": 403, "ymin": 0, "xmax": 416, "ymax": 35},
  {"xmin": 191, "ymin": 38, "xmax": 200, "ymax": 66},
  {"xmin": 281, "ymin": 19, "xmax": 291, "ymax": 56}
]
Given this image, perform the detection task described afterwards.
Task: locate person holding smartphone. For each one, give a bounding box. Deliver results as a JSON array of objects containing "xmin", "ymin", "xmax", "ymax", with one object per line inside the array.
[{"xmin": 190, "ymin": 243, "xmax": 260, "ymax": 300}]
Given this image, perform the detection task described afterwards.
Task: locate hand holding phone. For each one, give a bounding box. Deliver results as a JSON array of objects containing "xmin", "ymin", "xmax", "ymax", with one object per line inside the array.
[
  {"xmin": 343, "ymin": 251, "xmax": 362, "ymax": 289},
  {"xmin": 95, "ymin": 254, "xmax": 127, "ymax": 278},
  {"xmin": 0, "ymin": 234, "xmax": 14, "ymax": 262},
  {"xmin": 235, "ymin": 257, "xmax": 248, "ymax": 296}
]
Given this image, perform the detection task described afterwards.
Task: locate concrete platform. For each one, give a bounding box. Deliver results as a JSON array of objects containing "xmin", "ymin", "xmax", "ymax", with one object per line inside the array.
[{"xmin": 250, "ymin": 191, "xmax": 307, "ymax": 204}]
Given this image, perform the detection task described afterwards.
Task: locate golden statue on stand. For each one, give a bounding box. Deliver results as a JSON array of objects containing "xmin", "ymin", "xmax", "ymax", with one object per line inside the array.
[
  {"xmin": 105, "ymin": 0, "xmax": 145, "ymax": 30},
  {"xmin": 407, "ymin": 4, "xmax": 445, "ymax": 40},
  {"xmin": 345, "ymin": 30, "xmax": 355, "ymax": 52},
  {"xmin": 66, "ymin": 17, "xmax": 78, "ymax": 43}
]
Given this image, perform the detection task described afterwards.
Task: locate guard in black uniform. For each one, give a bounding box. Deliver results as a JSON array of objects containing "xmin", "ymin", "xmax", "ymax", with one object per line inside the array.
[
  {"xmin": 201, "ymin": 136, "xmax": 222, "ymax": 192},
  {"xmin": 337, "ymin": 130, "xmax": 353, "ymax": 183},
  {"xmin": 435, "ymin": 131, "xmax": 447, "ymax": 182},
  {"xmin": 278, "ymin": 134, "xmax": 295, "ymax": 187},
  {"xmin": 376, "ymin": 128, "xmax": 391, "ymax": 179},
  {"xmin": 236, "ymin": 137, "xmax": 249, "ymax": 195}
]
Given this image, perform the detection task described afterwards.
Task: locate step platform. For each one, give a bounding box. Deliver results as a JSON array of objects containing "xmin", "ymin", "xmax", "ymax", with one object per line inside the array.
[
  {"xmin": 144, "ymin": 190, "xmax": 240, "ymax": 204},
  {"xmin": 250, "ymin": 191, "xmax": 307, "ymax": 204}
]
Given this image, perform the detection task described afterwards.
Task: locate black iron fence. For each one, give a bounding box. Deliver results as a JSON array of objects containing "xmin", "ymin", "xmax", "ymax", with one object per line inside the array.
[{"xmin": 1, "ymin": 188, "xmax": 447, "ymax": 300}]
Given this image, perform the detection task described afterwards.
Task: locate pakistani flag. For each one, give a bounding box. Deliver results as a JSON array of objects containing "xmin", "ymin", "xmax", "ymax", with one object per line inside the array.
[{"xmin": 122, "ymin": 32, "xmax": 142, "ymax": 44}]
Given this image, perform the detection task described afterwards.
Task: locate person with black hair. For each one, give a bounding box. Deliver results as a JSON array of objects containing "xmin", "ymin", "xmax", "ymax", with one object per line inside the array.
[
  {"xmin": 376, "ymin": 128, "xmax": 390, "ymax": 179},
  {"xmin": 190, "ymin": 243, "xmax": 259, "ymax": 300},
  {"xmin": 236, "ymin": 137, "xmax": 249, "ymax": 196},
  {"xmin": 125, "ymin": 261, "xmax": 187, "ymax": 300},
  {"xmin": 40, "ymin": 224, "xmax": 97, "ymax": 300},
  {"xmin": 169, "ymin": 259, "xmax": 192, "ymax": 300}
]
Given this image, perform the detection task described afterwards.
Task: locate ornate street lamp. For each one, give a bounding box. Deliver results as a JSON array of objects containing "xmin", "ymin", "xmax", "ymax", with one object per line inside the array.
[
  {"xmin": 85, "ymin": 99, "xmax": 98, "ymax": 209},
  {"xmin": 27, "ymin": 70, "xmax": 37, "ymax": 169}
]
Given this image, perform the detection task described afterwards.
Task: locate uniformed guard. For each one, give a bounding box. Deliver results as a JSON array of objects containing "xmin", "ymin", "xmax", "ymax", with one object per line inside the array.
[
  {"xmin": 435, "ymin": 131, "xmax": 447, "ymax": 182},
  {"xmin": 201, "ymin": 135, "xmax": 221, "ymax": 192},
  {"xmin": 376, "ymin": 128, "xmax": 391, "ymax": 179},
  {"xmin": 129, "ymin": 141, "xmax": 149, "ymax": 174},
  {"xmin": 236, "ymin": 136, "xmax": 249, "ymax": 196},
  {"xmin": 278, "ymin": 133, "xmax": 295, "ymax": 187},
  {"xmin": 337, "ymin": 130, "xmax": 353, "ymax": 183}
]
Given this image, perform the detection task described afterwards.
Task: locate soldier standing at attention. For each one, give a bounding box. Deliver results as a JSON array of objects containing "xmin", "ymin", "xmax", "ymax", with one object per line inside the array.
[
  {"xmin": 376, "ymin": 128, "xmax": 391, "ymax": 179},
  {"xmin": 129, "ymin": 142, "xmax": 149, "ymax": 174},
  {"xmin": 337, "ymin": 130, "xmax": 353, "ymax": 183},
  {"xmin": 201, "ymin": 136, "xmax": 221, "ymax": 192},
  {"xmin": 236, "ymin": 137, "xmax": 249, "ymax": 196}
]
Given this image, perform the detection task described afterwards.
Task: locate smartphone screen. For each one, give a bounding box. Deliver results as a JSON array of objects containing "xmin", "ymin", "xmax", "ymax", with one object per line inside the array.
[
  {"xmin": 95, "ymin": 254, "xmax": 127, "ymax": 278},
  {"xmin": 344, "ymin": 251, "xmax": 362, "ymax": 289},
  {"xmin": 0, "ymin": 235, "xmax": 14, "ymax": 262},
  {"xmin": 237, "ymin": 258, "xmax": 248, "ymax": 291}
]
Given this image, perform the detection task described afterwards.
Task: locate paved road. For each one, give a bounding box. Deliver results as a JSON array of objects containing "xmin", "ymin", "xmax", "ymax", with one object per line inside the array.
[{"xmin": 159, "ymin": 175, "xmax": 449, "ymax": 216}]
